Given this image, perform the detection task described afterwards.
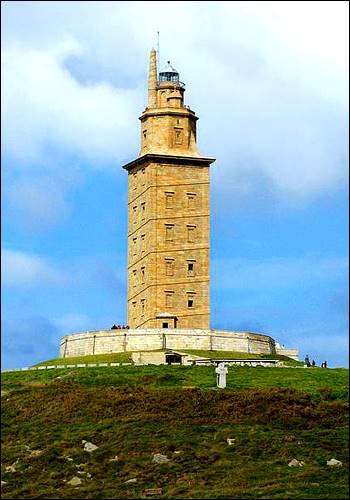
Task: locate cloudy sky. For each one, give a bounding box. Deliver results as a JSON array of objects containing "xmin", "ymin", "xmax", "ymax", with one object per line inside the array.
[{"xmin": 2, "ymin": 1, "xmax": 348, "ymax": 368}]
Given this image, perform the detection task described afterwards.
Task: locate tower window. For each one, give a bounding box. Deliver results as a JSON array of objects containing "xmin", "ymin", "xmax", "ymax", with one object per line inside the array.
[
  {"xmin": 132, "ymin": 269, "xmax": 137, "ymax": 287},
  {"xmin": 187, "ymin": 261, "xmax": 195, "ymax": 276},
  {"xmin": 165, "ymin": 291, "xmax": 174, "ymax": 308},
  {"xmin": 165, "ymin": 258, "xmax": 174, "ymax": 276},
  {"xmin": 187, "ymin": 193, "xmax": 196, "ymax": 210},
  {"xmin": 132, "ymin": 301, "xmax": 137, "ymax": 317},
  {"xmin": 133, "ymin": 237, "xmax": 137, "ymax": 255},
  {"xmin": 143, "ymin": 130, "xmax": 147, "ymax": 139},
  {"xmin": 141, "ymin": 299, "xmax": 145, "ymax": 316},
  {"xmin": 141, "ymin": 168, "xmax": 146, "ymax": 185},
  {"xmin": 165, "ymin": 224, "xmax": 174, "ymax": 241},
  {"xmin": 165, "ymin": 192, "xmax": 174, "ymax": 209},
  {"xmin": 133, "ymin": 206, "xmax": 137, "ymax": 224},
  {"xmin": 187, "ymin": 225, "xmax": 196, "ymax": 243},
  {"xmin": 141, "ymin": 234, "xmax": 146, "ymax": 253},
  {"xmin": 133, "ymin": 172, "xmax": 137, "ymax": 190},
  {"xmin": 174, "ymin": 128, "xmax": 183, "ymax": 145},
  {"xmin": 187, "ymin": 292, "xmax": 196, "ymax": 308},
  {"xmin": 141, "ymin": 202, "xmax": 145, "ymax": 220},
  {"xmin": 141, "ymin": 266, "xmax": 145, "ymax": 283}
]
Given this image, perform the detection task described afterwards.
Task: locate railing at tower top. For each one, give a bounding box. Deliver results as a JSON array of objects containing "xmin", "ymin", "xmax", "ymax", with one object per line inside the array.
[{"xmin": 157, "ymin": 80, "xmax": 186, "ymax": 89}]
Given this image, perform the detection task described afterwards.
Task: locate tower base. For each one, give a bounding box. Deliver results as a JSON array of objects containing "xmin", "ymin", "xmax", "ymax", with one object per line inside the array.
[{"xmin": 60, "ymin": 328, "xmax": 299, "ymax": 360}]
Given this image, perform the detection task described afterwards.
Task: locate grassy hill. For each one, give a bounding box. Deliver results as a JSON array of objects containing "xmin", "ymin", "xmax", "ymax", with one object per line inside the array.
[
  {"xmin": 33, "ymin": 350, "xmax": 303, "ymax": 367},
  {"xmin": 1, "ymin": 365, "xmax": 348, "ymax": 499}
]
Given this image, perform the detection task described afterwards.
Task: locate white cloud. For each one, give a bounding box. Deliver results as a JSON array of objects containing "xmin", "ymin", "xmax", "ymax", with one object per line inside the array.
[
  {"xmin": 1, "ymin": 0, "xmax": 348, "ymax": 216},
  {"xmin": 1, "ymin": 248, "xmax": 67, "ymax": 287},
  {"xmin": 1, "ymin": 40, "xmax": 141, "ymax": 169}
]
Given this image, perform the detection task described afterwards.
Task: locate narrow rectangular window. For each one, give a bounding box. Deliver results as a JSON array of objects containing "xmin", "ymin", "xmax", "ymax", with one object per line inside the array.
[
  {"xmin": 187, "ymin": 225, "xmax": 196, "ymax": 243},
  {"xmin": 141, "ymin": 234, "xmax": 145, "ymax": 253},
  {"xmin": 141, "ymin": 168, "xmax": 146, "ymax": 186},
  {"xmin": 165, "ymin": 258, "xmax": 174, "ymax": 276},
  {"xmin": 187, "ymin": 292, "xmax": 196, "ymax": 308},
  {"xmin": 132, "ymin": 269, "xmax": 137, "ymax": 287},
  {"xmin": 133, "ymin": 172, "xmax": 137, "ymax": 190},
  {"xmin": 132, "ymin": 301, "xmax": 137, "ymax": 317},
  {"xmin": 187, "ymin": 260, "xmax": 195, "ymax": 276},
  {"xmin": 165, "ymin": 192, "xmax": 174, "ymax": 209},
  {"xmin": 165, "ymin": 224, "xmax": 174, "ymax": 241},
  {"xmin": 141, "ymin": 266, "xmax": 145, "ymax": 284},
  {"xmin": 141, "ymin": 299, "xmax": 145, "ymax": 316},
  {"xmin": 133, "ymin": 237, "xmax": 137, "ymax": 255},
  {"xmin": 141, "ymin": 202, "xmax": 145, "ymax": 220},
  {"xmin": 165, "ymin": 291, "xmax": 174, "ymax": 308},
  {"xmin": 133, "ymin": 206, "xmax": 137, "ymax": 225},
  {"xmin": 187, "ymin": 193, "xmax": 196, "ymax": 210},
  {"xmin": 174, "ymin": 128, "xmax": 183, "ymax": 145}
]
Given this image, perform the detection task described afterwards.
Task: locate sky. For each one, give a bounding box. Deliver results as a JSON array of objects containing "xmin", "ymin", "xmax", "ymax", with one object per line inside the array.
[{"xmin": 1, "ymin": 0, "xmax": 349, "ymax": 369}]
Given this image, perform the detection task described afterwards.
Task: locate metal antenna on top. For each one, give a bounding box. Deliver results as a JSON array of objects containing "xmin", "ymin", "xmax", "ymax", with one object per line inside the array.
[{"xmin": 157, "ymin": 31, "xmax": 160, "ymax": 75}]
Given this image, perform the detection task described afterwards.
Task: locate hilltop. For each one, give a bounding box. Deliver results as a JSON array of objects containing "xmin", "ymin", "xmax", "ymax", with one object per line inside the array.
[{"xmin": 1, "ymin": 364, "xmax": 348, "ymax": 499}]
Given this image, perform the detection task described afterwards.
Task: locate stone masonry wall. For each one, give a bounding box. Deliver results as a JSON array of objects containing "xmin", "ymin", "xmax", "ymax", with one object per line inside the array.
[{"xmin": 60, "ymin": 329, "xmax": 280, "ymax": 359}]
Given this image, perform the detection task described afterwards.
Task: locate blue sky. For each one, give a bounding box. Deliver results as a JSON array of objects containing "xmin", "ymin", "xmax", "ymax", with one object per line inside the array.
[{"xmin": 1, "ymin": 1, "xmax": 349, "ymax": 368}]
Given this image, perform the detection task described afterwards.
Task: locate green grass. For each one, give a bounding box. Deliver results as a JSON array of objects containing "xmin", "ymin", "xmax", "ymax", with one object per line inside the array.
[
  {"xmin": 34, "ymin": 349, "xmax": 303, "ymax": 368},
  {"xmin": 2, "ymin": 365, "xmax": 348, "ymax": 398},
  {"xmin": 1, "ymin": 365, "xmax": 348, "ymax": 499},
  {"xmin": 34, "ymin": 352, "xmax": 133, "ymax": 366},
  {"xmin": 180, "ymin": 350, "xmax": 304, "ymax": 366}
]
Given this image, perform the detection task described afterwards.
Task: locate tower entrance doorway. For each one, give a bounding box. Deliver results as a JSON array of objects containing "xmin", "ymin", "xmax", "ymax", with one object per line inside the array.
[{"xmin": 165, "ymin": 352, "xmax": 182, "ymax": 365}]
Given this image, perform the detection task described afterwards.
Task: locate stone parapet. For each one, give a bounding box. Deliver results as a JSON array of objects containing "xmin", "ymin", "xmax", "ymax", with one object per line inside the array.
[{"xmin": 59, "ymin": 328, "xmax": 293, "ymax": 359}]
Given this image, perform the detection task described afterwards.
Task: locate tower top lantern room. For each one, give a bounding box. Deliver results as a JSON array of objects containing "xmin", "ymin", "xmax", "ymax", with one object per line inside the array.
[
  {"xmin": 139, "ymin": 48, "xmax": 201, "ymax": 158},
  {"xmin": 158, "ymin": 61, "xmax": 185, "ymax": 87}
]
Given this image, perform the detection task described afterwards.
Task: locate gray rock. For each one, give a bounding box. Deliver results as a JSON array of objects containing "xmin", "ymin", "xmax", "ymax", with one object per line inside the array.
[
  {"xmin": 109, "ymin": 455, "xmax": 119, "ymax": 462},
  {"xmin": 67, "ymin": 476, "xmax": 82, "ymax": 486},
  {"xmin": 82, "ymin": 440, "xmax": 98, "ymax": 453},
  {"xmin": 288, "ymin": 459, "xmax": 305, "ymax": 467},
  {"xmin": 1, "ymin": 481, "xmax": 8, "ymax": 487},
  {"xmin": 226, "ymin": 438, "xmax": 235, "ymax": 446},
  {"xmin": 327, "ymin": 458, "xmax": 342, "ymax": 467},
  {"xmin": 125, "ymin": 478, "xmax": 137, "ymax": 483},
  {"xmin": 152, "ymin": 453, "xmax": 169, "ymax": 464}
]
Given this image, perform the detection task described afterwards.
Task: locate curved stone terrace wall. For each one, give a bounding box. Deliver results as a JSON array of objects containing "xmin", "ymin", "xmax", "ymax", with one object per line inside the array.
[{"xmin": 60, "ymin": 328, "xmax": 277, "ymax": 359}]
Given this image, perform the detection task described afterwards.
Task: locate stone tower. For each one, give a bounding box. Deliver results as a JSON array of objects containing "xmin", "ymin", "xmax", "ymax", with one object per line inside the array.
[{"xmin": 123, "ymin": 49, "xmax": 215, "ymax": 329}]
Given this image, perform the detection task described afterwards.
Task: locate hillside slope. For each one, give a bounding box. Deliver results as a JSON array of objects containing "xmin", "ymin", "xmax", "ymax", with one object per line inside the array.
[{"xmin": 1, "ymin": 365, "xmax": 348, "ymax": 499}]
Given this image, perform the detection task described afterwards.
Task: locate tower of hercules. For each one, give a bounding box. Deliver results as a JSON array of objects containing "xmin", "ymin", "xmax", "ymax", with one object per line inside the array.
[{"xmin": 122, "ymin": 49, "xmax": 215, "ymax": 329}]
